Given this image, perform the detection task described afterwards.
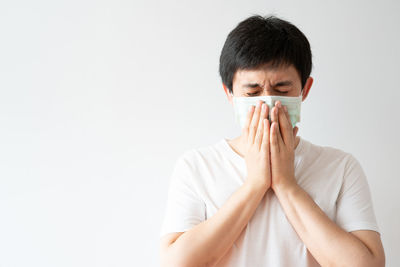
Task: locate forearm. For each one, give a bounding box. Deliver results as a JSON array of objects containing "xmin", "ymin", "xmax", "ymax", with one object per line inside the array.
[
  {"xmin": 166, "ymin": 180, "xmax": 268, "ymax": 267},
  {"xmin": 274, "ymin": 183, "xmax": 375, "ymax": 267}
]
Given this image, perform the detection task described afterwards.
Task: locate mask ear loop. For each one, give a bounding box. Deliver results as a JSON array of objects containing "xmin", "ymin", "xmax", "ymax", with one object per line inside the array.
[{"xmin": 298, "ymin": 87, "xmax": 304, "ymax": 100}]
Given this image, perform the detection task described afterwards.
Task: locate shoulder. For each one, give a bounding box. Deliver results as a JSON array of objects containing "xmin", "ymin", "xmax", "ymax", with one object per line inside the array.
[
  {"xmin": 304, "ymin": 138, "xmax": 356, "ymax": 165},
  {"xmin": 304, "ymin": 139, "xmax": 367, "ymax": 189},
  {"xmin": 176, "ymin": 141, "xmax": 223, "ymax": 168}
]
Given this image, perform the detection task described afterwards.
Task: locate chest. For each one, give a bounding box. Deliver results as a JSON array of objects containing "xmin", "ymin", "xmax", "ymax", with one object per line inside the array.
[{"xmin": 198, "ymin": 166, "xmax": 341, "ymax": 226}]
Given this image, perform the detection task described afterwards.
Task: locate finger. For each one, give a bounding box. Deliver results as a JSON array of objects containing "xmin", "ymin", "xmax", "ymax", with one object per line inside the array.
[
  {"xmin": 272, "ymin": 102, "xmax": 284, "ymax": 147},
  {"xmin": 242, "ymin": 105, "xmax": 255, "ymax": 140},
  {"xmin": 277, "ymin": 102, "xmax": 293, "ymax": 147},
  {"xmin": 283, "ymin": 105, "xmax": 292, "ymax": 126},
  {"xmin": 293, "ymin": 126, "xmax": 299, "ymax": 138},
  {"xmin": 270, "ymin": 102, "xmax": 278, "ymax": 125},
  {"xmin": 270, "ymin": 120, "xmax": 281, "ymax": 155},
  {"xmin": 261, "ymin": 118, "xmax": 270, "ymax": 154},
  {"xmin": 286, "ymin": 105, "xmax": 299, "ymax": 146},
  {"xmin": 248, "ymin": 100, "xmax": 263, "ymax": 144},
  {"xmin": 255, "ymin": 103, "xmax": 268, "ymax": 149}
]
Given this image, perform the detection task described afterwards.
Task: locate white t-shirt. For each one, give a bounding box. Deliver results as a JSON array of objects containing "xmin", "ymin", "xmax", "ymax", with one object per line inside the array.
[{"xmin": 159, "ymin": 136, "xmax": 380, "ymax": 267}]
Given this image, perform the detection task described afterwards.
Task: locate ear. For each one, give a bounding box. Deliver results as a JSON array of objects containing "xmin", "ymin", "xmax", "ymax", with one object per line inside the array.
[
  {"xmin": 222, "ymin": 83, "xmax": 234, "ymax": 104},
  {"xmin": 301, "ymin": 76, "xmax": 313, "ymax": 102}
]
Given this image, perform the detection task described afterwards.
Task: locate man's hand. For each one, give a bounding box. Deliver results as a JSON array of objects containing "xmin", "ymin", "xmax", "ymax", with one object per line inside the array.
[
  {"xmin": 269, "ymin": 100, "xmax": 299, "ymax": 192},
  {"xmin": 243, "ymin": 100, "xmax": 272, "ymax": 191}
]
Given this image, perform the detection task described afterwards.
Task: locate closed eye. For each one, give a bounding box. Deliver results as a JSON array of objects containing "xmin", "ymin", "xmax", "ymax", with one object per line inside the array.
[
  {"xmin": 247, "ymin": 91, "xmax": 289, "ymax": 96},
  {"xmin": 246, "ymin": 92, "xmax": 258, "ymax": 96}
]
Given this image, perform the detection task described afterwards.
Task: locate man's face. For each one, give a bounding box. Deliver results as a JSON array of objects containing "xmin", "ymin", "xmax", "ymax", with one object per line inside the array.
[{"xmin": 228, "ymin": 63, "xmax": 307, "ymax": 101}]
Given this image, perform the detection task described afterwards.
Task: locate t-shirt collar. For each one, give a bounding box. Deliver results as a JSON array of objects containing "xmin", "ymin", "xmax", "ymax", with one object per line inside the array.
[{"xmin": 219, "ymin": 135, "xmax": 306, "ymax": 168}]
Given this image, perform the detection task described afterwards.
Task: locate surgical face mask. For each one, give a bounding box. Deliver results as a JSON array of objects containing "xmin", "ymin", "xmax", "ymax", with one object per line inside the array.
[{"xmin": 230, "ymin": 92, "xmax": 303, "ymax": 129}]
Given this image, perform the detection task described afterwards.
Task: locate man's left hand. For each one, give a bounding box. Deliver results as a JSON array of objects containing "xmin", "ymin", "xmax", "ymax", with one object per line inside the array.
[{"xmin": 269, "ymin": 100, "xmax": 299, "ymax": 192}]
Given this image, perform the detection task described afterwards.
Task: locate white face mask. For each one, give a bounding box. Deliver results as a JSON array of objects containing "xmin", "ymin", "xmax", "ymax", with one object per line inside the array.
[{"xmin": 230, "ymin": 92, "xmax": 303, "ymax": 129}]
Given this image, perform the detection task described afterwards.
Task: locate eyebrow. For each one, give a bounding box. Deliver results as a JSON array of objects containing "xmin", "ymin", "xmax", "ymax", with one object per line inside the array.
[
  {"xmin": 272, "ymin": 80, "xmax": 292, "ymax": 87},
  {"xmin": 243, "ymin": 83, "xmax": 262, "ymax": 88}
]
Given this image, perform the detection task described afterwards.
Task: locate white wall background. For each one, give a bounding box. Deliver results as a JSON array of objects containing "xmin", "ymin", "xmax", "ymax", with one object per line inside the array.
[{"xmin": 0, "ymin": 0, "xmax": 399, "ymax": 266}]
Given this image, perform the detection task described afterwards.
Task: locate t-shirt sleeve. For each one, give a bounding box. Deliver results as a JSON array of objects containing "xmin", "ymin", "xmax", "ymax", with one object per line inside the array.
[
  {"xmin": 335, "ymin": 153, "xmax": 380, "ymax": 234},
  {"xmin": 159, "ymin": 152, "xmax": 206, "ymax": 238}
]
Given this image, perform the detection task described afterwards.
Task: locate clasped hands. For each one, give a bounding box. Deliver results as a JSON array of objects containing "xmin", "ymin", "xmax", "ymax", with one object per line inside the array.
[{"xmin": 242, "ymin": 99, "xmax": 299, "ymax": 193}]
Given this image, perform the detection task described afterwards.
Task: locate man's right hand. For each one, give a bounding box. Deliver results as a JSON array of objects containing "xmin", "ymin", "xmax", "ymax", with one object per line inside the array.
[
  {"xmin": 160, "ymin": 99, "xmax": 273, "ymax": 267},
  {"xmin": 242, "ymin": 99, "xmax": 271, "ymax": 191}
]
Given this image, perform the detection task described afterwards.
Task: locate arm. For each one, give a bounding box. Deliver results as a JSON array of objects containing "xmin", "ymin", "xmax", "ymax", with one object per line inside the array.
[
  {"xmin": 269, "ymin": 101, "xmax": 385, "ymax": 267},
  {"xmin": 161, "ymin": 100, "xmax": 273, "ymax": 267},
  {"xmin": 160, "ymin": 180, "xmax": 268, "ymax": 267},
  {"xmin": 161, "ymin": 101, "xmax": 271, "ymax": 267},
  {"xmin": 274, "ymin": 183, "xmax": 385, "ymax": 267}
]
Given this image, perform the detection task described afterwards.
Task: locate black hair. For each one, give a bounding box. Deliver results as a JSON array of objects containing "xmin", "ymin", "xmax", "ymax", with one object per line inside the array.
[{"xmin": 219, "ymin": 14, "xmax": 313, "ymax": 94}]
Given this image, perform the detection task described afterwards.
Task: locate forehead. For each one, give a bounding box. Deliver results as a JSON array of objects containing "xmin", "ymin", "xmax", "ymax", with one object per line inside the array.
[{"xmin": 233, "ymin": 63, "xmax": 301, "ymax": 85}]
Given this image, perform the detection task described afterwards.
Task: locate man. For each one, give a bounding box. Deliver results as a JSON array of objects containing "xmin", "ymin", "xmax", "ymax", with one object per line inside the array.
[{"xmin": 159, "ymin": 15, "xmax": 385, "ymax": 267}]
